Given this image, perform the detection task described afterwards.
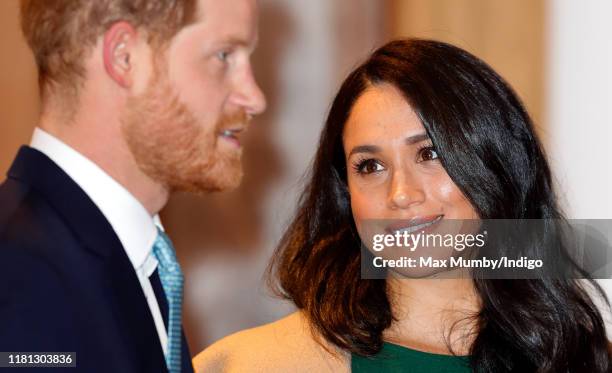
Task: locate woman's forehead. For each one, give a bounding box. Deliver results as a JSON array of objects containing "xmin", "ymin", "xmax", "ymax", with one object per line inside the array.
[{"xmin": 343, "ymin": 84, "xmax": 424, "ymax": 146}]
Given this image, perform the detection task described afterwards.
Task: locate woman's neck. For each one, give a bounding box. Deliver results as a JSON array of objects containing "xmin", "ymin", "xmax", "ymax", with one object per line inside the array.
[{"xmin": 383, "ymin": 276, "xmax": 481, "ymax": 356}]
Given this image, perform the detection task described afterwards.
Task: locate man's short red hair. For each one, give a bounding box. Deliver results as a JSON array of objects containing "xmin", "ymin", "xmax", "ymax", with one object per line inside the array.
[{"xmin": 20, "ymin": 0, "xmax": 196, "ymax": 98}]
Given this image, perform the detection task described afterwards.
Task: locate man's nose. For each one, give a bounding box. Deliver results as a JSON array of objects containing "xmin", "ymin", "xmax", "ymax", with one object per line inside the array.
[{"xmin": 231, "ymin": 64, "xmax": 267, "ymax": 116}]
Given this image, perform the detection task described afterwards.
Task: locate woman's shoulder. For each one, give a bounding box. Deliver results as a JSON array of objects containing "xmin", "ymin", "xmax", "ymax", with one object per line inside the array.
[{"xmin": 193, "ymin": 311, "xmax": 350, "ymax": 373}]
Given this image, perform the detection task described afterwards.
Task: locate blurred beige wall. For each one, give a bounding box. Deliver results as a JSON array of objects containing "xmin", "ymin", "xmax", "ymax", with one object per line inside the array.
[
  {"xmin": 0, "ymin": 0, "xmax": 39, "ymax": 173},
  {"xmin": 389, "ymin": 0, "xmax": 546, "ymax": 138}
]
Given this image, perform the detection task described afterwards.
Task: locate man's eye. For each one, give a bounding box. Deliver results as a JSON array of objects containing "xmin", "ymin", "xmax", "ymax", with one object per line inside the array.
[
  {"xmin": 417, "ymin": 146, "xmax": 439, "ymax": 162},
  {"xmin": 216, "ymin": 50, "xmax": 230, "ymax": 62},
  {"xmin": 353, "ymin": 159, "xmax": 384, "ymax": 174}
]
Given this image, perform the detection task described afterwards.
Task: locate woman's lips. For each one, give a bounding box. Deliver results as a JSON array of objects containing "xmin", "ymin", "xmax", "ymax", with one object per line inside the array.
[{"xmin": 384, "ymin": 214, "xmax": 444, "ymax": 235}]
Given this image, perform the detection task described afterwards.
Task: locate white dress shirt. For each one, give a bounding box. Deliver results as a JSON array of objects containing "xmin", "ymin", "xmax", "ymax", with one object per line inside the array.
[{"xmin": 30, "ymin": 127, "xmax": 169, "ymax": 354}]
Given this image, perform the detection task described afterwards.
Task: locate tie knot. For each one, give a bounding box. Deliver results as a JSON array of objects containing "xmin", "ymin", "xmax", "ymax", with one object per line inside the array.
[{"xmin": 153, "ymin": 228, "xmax": 182, "ymax": 274}]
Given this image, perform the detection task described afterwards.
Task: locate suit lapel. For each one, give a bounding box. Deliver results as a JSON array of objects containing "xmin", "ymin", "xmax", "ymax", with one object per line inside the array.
[
  {"xmin": 110, "ymin": 249, "xmax": 169, "ymax": 372},
  {"xmin": 8, "ymin": 146, "xmax": 168, "ymax": 372}
]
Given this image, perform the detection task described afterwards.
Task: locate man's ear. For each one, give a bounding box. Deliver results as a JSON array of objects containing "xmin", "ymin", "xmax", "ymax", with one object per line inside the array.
[{"xmin": 103, "ymin": 21, "xmax": 139, "ymax": 88}]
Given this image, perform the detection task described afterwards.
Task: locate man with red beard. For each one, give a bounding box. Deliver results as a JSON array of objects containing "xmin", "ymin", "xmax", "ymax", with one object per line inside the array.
[{"xmin": 0, "ymin": 0, "xmax": 265, "ymax": 372}]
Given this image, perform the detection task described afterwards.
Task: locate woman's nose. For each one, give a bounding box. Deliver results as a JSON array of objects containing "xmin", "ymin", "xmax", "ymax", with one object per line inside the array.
[{"xmin": 387, "ymin": 171, "xmax": 425, "ymax": 210}]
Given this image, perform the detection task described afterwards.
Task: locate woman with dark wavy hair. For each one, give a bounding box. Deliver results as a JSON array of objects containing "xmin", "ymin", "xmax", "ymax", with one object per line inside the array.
[{"xmin": 194, "ymin": 39, "xmax": 611, "ymax": 373}]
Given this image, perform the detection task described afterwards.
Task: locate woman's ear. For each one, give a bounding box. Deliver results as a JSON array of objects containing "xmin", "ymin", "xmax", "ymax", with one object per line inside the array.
[{"xmin": 103, "ymin": 21, "xmax": 138, "ymax": 88}]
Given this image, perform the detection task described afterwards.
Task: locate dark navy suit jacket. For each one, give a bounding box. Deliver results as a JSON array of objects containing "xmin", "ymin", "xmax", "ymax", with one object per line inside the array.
[{"xmin": 0, "ymin": 146, "xmax": 194, "ymax": 373}]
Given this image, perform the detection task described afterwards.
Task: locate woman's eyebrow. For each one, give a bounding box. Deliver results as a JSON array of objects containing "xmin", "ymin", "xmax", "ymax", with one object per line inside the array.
[
  {"xmin": 348, "ymin": 145, "xmax": 381, "ymax": 157},
  {"xmin": 348, "ymin": 133, "xmax": 430, "ymax": 157},
  {"xmin": 405, "ymin": 132, "xmax": 429, "ymax": 145}
]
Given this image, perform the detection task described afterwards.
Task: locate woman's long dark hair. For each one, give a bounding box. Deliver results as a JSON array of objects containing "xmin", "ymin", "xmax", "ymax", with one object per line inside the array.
[{"xmin": 269, "ymin": 39, "xmax": 611, "ymax": 372}]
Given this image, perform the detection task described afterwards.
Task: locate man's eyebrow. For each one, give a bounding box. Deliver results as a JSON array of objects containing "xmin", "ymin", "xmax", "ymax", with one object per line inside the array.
[
  {"xmin": 221, "ymin": 36, "xmax": 256, "ymax": 49},
  {"xmin": 225, "ymin": 37, "xmax": 249, "ymax": 47},
  {"xmin": 405, "ymin": 132, "xmax": 430, "ymax": 145},
  {"xmin": 348, "ymin": 145, "xmax": 381, "ymax": 157}
]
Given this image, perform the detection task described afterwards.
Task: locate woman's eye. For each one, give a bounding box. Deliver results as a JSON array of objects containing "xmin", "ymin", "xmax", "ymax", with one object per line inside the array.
[
  {"xmin": 418, "ymin": 146, "xmax": 439, "ymax": 162},
  {"xmin": 355, "ymin": 159, "xmax": 384, "ymax": 174}
]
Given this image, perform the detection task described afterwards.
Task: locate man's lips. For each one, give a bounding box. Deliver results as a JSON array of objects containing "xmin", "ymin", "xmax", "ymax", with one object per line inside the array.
[
  {"xmin": 218, "ymin": 127, "xmax": 246, "ymax": 146},
  {"xmin": 384, "ymin": 214, "xmax": 444, "ymax": 235}
]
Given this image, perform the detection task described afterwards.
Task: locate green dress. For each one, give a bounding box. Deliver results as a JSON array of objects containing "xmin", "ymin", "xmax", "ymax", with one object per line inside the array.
[{"xmin": 351, "ymin": 342, "xmax": 472, "ymax": 372}]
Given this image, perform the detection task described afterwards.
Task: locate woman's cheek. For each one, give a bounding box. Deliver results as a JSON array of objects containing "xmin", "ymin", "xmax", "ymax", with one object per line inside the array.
[
  {"xmin": 436, "ymin": 179, "xmax": 457, "ymax": 200},
  {"xmin": 433, "ymin": 175, "xmax": 478, "ymax": 219},
  {"xmin": 350, "ymin": 187, "xmax": 387, "ymax": 221}
]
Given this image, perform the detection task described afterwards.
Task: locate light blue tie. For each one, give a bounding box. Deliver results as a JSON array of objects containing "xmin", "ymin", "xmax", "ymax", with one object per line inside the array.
[{"xmin": 153, "ymin": 228, "xmax": 184, "ymax": 373}]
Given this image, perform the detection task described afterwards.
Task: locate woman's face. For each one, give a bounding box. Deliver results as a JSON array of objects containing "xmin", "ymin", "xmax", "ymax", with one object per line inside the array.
[{"xmin": 343, "ymin": 84, "xmax": 479, "ymax": 275}]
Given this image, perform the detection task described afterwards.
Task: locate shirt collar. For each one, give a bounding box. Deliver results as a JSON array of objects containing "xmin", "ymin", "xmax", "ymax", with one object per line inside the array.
[{"xmin": 30, "ymin": 127, "xmax": 159, "ymax": 270}]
